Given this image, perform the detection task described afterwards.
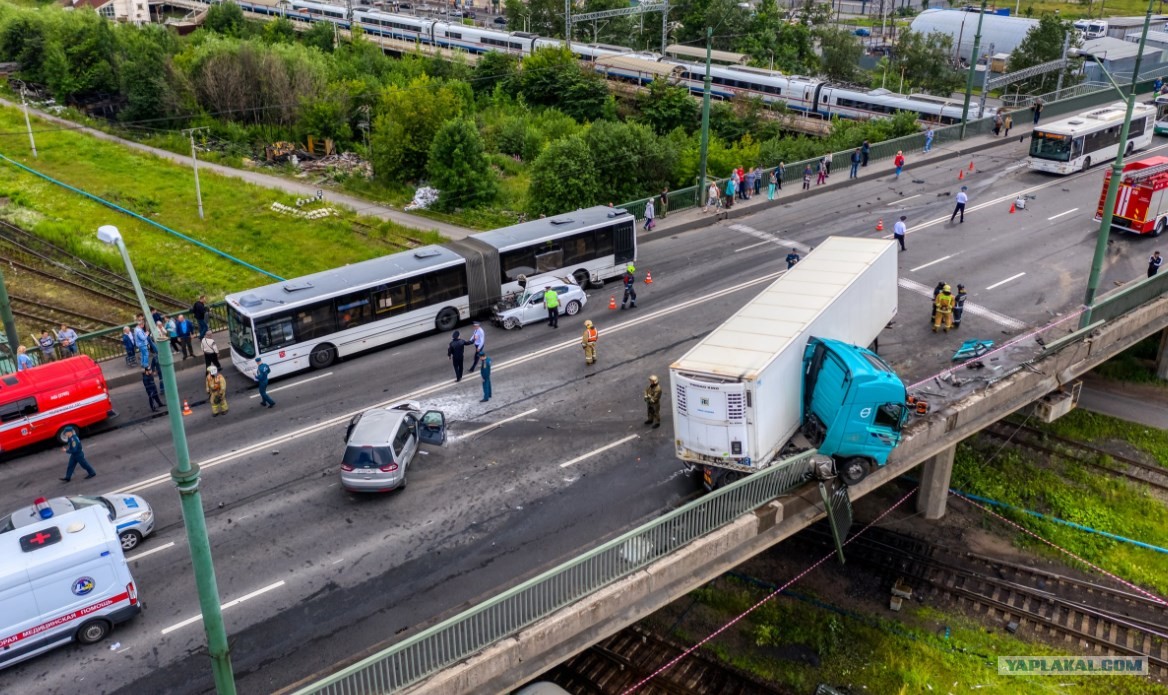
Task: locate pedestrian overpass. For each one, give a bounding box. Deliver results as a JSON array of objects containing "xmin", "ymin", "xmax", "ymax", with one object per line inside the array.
[{"xmin": 284, "ymin": 272, "xmax": 1168, "ymax": 695}]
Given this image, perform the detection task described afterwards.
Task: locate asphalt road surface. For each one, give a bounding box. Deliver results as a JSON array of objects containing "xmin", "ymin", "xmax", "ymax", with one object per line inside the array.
[{"xmin": 2, "ymin": 134, "xmax": 1164, "ymax": 694}]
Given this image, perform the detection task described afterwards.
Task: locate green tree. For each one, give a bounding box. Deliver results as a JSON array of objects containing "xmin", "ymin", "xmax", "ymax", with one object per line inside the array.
[
  {"xmin": 528, "ymin": 134, "xmax": 600, "ymax": 214},
  {"xmin": 204, "ymin": 1, "xmax": 248, "ymax": 38},
  {"xmin": 262, "ymin": 17, "xmax": 298, "ymax": 44},
  {"xmin": 427, "ymin": 119, "xmax": 497, "ymax": 211},
  {"xmin": 817, "ymin": 27, "xmax": 862, "ymax": 82},
  {"xmin": 299, "ymin": 83, "xmax": 354, "ymax": 144},
  {"xmin": 503, "ymin": 0, "xmax": 563, "ymax": 36},
  {"xmin": 0, "ymin": 13, "xmax": 49, "ymax": 82},
  {"xmin": 675, "ymin": 0, "xmax": 750, "ymax": 50},
  {"xmin": 369, "ymin": 75, "xmax": 466, "ymax": 183},
  {"xmin": 584, "ymin": 120, "xmax": 676, "ymax": 203},
  {"xmin": 118, "ymin": 29, "xmax": 180, "ymax": 124},
  {"xmin": 636, "ymin": 79, "xmax": 697, "ymax": 135},
  {"xmin": 891, "ymin": 30, "xmax": 964, "ymax": 96},
  {"xmin": 513, "ymin": 46, "xmax": 608, "ymax": 122},
  {"xmin": 302, "ymin": 20, "xmax": 335, "ymax": 53},
  {"xmin": 472, "ymin": 51, "xmax": 518, "ymax": 95},
  {"xmin": 1008, "ymin": 15, "xmax": 1080, "ymax": 93}
]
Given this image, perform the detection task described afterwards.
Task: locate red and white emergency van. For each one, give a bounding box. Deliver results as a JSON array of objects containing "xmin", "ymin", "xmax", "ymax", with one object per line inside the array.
[
  {"xmin": 0, "ymin": 504, "xmax": 142, "ymax": 669},
  {"xmin": 1095, "ymin": 156, "xmax": 1168, "ymax": 236},
  {"xmin": 0, "ymin": 355, "xmax": 115, "ymax": 456}
]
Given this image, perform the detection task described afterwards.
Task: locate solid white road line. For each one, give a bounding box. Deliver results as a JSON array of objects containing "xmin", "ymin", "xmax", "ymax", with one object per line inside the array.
[
  {"xmin": 249, "ymin": 371, "xmax": 333, "ymax": 398},
  {"xmin": 559, "ymin": 435, "xmax": 640, "ymax": 468},
  {"xmin": 458, "ymin": 408, "xmax": 538, "ymax": 440},
  {"xmin": 1047, "ymin": 208, "xmax": 1080, "ymax": 220},
  {"xmin": 160, "ymin": 580, "xmax": 286, "ymax": 635},
  {"xmin": 887, "ymin": 194, "xmax": 921, "ymax": 205},
  {"xmin": 734, "ymin": 239, "xmax": 776, "ymax": 253},
  {"xmin": 116, "ymin": 272, "xmax": 783, "ymax": 495},
  {"xmin": 909, "ymin": 255, "xmax": 952, "ymax": 272},
  {"xmin": 898, "ymin": 277, "xmax": 1026, "ymax": 330},
  {"xmin": 126, "ymin": 541, "xmax": 175, "ymax": 562},
  {"xmin": 986, "ymin": 272, "xmax": 1027, "ymax": 291},
  {"xmin": 728, "ymin": 224, "xmax": 808, "ymax": 252}
]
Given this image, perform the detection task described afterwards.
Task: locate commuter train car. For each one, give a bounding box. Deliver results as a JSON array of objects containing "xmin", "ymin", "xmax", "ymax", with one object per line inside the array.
[
  {"xmin": 430, "ymin": 22, "xmax": 537, "ymax": 54},
  {"xmin": 353, "ymin": 9, "xmax": 433, "ymax": 43}
]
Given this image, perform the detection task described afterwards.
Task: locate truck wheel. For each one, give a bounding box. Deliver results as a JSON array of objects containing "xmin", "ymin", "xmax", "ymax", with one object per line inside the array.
[
  {"xmin": 1155, "ymin": 218, "xmax": 1166, "ymax": 237},
  {"xmin": 837, "ymin": 458, "xmax": 870, "ymax": 486},
  {"xmin": 119, "ymin": 529, "xmax": 143, "ymax": 552},
  {"xmin": 76, "ymin": 619, "xmax": 111, "ymax": 645}
]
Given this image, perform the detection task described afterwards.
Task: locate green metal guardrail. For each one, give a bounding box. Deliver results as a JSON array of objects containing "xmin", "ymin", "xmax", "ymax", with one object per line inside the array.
[
  {"xmin": 290, "ymin": 450, "xmax": 820, "ymax": 695},
  {"xmin": 62, "ymin": 303, "xmax": 228, "ymax": 365},
  {"xmin": 1089, "ymin": 267, "xmax": 1168, "ymax": 324}
]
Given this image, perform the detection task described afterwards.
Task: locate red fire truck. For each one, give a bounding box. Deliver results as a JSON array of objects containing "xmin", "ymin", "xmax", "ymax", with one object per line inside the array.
[
  {"xmin": 1095, "ymin": 156, "xmax": 1168, "ymax": 236},
  {"xmin": 0, "ymin": 356, "xmax": 115, "ymax": 456}
]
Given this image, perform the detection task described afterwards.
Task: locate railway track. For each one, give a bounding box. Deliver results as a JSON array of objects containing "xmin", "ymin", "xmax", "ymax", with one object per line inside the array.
[
  {"xmin": 798, "ymin": 527, "xmax": 1168, "ymax": 674},
  {"xmin": 981, "ymin": 420, "xmax": 1168, "ymax": 492},
  {"xmin": 545, "ymin": 624, "xmax": 788, "ymax": 695}
]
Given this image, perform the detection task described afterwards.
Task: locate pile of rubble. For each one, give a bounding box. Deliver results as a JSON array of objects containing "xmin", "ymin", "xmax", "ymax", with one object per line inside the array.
[
  {"xmin": 404, "ymin": 186, "xmax": 439, "ymax": 211},
  {"xmin": 270, "ymin": 202, "xmax": 335, "ymax": 219},
  {"xmin": 296, "ymin": 152, "xmax": 373, "ymax": 181}
]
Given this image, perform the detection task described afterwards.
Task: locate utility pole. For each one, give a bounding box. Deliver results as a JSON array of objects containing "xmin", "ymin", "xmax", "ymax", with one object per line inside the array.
[
  {"xmin": 565, "ymin": 0, "xmax": 571, "ymax": 47},
  {"xmin": 697, "ymin": 27, "xmax": 713, "ymax": 208},
  {"xmin": 183, "ymin": 128, "xmax": 209, "ymax": 220},
  {"xmin": 1055, "ymin": 30, "xmax": 1071, "ymax": 98},
  {"xmin": 661, "ymin": 0, "xmax": 668, "ymax": 55},
  {"xmin": 959, "ymin": 0, "xmax": 987, "ymax": 139},
  {"xmin": 17, "ymin": 82, "xmax": 37, "ymax": 159},
  {"xmin": 1082, "ymin": 0, "xmax": 1155, "ymax": 326}
]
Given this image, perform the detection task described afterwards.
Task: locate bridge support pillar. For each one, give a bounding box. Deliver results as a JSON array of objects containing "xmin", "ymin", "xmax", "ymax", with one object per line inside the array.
[
  {"xmin": 916, "ymin": 445, "xmax": 957, "ymax": 520},
  {"xmin": 1157, "ymin": 327, "xmax": 1168, "ymax": 381}
]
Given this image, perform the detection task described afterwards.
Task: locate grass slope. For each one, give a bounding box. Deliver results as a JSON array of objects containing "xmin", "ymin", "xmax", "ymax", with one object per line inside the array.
[{"xmin": 0, "ymin": 105, "xmax": 438, "ymax": 301}]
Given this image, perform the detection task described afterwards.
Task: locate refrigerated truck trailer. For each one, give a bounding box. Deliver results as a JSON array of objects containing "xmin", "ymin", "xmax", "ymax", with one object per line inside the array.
[{"xmin": 670, "ymin": 236, "xmax": 904, "ymax": 489}]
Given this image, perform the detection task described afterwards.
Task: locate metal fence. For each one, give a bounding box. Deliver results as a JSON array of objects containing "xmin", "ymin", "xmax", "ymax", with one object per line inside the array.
[
  {"xmin": 291, "ymin": 450, "xmax": 820, "ymax": 695},
  {"xmin": 61, "ymin": 303, "xmax": 229, "ymax": 365},
  {"xmin": 1090, "ymin": 268, "xmax": 1168, "ymax": 324}
]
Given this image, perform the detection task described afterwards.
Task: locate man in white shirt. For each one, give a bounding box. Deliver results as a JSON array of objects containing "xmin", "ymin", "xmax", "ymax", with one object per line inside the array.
[
  {"xmin": 893, "ymin": 216, "xmax": 907, "ymax": 251},
  {"xmin": 951, "ymin": 186, "xmax": 968, "ymax": 224},
  {"xmin": 470, "ymin": 321, "xmax": 486, "ymax": 371}
]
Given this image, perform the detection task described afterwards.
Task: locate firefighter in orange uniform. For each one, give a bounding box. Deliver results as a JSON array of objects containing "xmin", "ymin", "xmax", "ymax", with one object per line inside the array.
[
  {"xmin": 581, "ymin": 320, "xmax": 598, "ymax": 365},
  {"xmin": 933, "ymin": 284, "xmax": 955, "ymax": 333}
]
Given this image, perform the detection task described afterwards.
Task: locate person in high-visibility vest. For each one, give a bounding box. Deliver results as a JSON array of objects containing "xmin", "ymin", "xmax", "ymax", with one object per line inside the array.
[
  {"xmin": 581, "ymin": 320, "xmax": 598, "ymax": 365},
  {"xmin": 543, "ymin": 286, "xmax": 560, "ymax": 328},
  {"xmin": 933, "ymin": 284, "xmax": 955, "ymax": 333}
]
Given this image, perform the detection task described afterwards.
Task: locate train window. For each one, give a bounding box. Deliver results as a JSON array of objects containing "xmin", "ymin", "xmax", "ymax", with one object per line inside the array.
[{"xmin": 448, "ymin": 32, "xmax": 462, "ymax": 39}]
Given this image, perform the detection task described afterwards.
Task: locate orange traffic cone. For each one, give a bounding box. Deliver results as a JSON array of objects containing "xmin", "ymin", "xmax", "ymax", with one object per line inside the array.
[
  {"xmin": 876, "ymin": 218, "xmax": 884, "ymax": 232},
  {"xmin": 1009, "ymin": 203, "xmax": 1016, "ymax": 214},
  {"xmin": 608, "ymin": 295, "xmax": 617, "ymax": 310},
  {"xmin": 182, "ymin": 399, "xmax": 192, "ymax": 416},
  {"xmin": 958, "ymin": 170, "xmax": 964, "ymax": 181},
  {"xmin": 644, "ymin": 270, "xmax": 653, "ymax": 284},
  {"xmin": 969, "ymin": 160, "xmax": 975, "ymax": 171}
]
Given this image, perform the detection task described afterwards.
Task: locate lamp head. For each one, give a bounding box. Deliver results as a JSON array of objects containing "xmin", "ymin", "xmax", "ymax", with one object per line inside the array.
[{"xmin": 97, "ymin": 225, "xmax": 122, "ymax": 245}]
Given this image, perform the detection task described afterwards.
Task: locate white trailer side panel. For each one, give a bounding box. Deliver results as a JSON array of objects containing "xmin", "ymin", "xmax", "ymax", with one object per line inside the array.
[{"xmin": 670, "ymin": 237, "xmax": 898, "ymax": 469}]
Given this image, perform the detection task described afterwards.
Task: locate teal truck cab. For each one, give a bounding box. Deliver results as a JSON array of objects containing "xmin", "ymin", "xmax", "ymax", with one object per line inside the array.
[{"xmin": 801, "ymin": 337, "xmax": 909, "ymax": 484}]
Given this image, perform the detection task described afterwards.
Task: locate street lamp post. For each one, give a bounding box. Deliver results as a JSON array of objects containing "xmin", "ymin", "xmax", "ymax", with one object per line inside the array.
[
  {"xmin": 1080, "ymin": 0, "xmax": 1155, "ymax": 328},
  {"xmin": 96, "ymin": 225, "xmax": 237, "ymax": 695}
]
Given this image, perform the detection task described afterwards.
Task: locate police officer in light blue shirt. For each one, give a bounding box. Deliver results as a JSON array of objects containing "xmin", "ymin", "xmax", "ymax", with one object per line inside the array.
[{"xmin": 255, "ymin": 356, "xmax": 274, "ymax": 408}]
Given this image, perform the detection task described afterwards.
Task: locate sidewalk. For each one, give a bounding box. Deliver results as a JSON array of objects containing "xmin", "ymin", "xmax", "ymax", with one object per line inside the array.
[
  {"xmin": 0, "ymin": 97, "xmax": 474, "ymax": 240},
  {"xmin": 639, "ymin": 119, "xmax": 1041, "ymax": 243},
  {"xmin": 100, "ymin": 330, "xmax": 234, "ymax": 391}
]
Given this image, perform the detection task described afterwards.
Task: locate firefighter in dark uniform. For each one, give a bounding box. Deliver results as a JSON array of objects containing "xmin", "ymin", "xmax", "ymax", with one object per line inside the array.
[
  {"xmin": 621, "ymin": 264, "xmax": 638, "ymax": 309},
  {"xmin": 581, "ymin": 320, "xmax": 598, "ymax": 365},
  {"xmin": 952, "ymin": 284, "xmax": 969, "ymax": 328},
  {"xmin": 643, "ymin": 375, "xmax": 662, "ymax": 428},
  {"xmin": 930, "ymin": 281, "xmax": 946, "ymax": 324}
]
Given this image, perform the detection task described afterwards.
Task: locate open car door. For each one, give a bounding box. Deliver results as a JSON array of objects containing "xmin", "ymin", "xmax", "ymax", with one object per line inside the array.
[{"xmin": 418, "ymin": 411, "xmax": 447, "ymax": 446}]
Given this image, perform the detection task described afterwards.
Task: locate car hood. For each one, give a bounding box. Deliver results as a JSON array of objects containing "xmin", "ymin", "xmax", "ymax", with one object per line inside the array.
[{"xmin": 103, "ymin": 493, "xmax": 152, "ymax": 520}]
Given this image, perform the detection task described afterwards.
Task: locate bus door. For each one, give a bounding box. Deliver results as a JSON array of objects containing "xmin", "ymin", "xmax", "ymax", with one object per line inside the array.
[
  {"xmin": 613, "ymin": 219, "xmax": 636, "ymax": 264},
  {"xmin": 1071, "ymin": 137, "xmax": 1084, "ymax": 161}
]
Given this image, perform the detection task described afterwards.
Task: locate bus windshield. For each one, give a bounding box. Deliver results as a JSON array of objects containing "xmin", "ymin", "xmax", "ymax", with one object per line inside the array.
[
  {"xmin": 1029, "ymin": 131, "xmax": 1072, "ymax": 161},
  {"xmin": 227, "ymin": 305, "xmax": 256, "ymax": 359}
]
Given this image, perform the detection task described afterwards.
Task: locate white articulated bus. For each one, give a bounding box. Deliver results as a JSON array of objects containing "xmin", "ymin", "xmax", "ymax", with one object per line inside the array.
[
  {"xmin": 225, "ymin": 206, "xmax": 636, "ymax": 379},
  {"xmin": 1028, "ymin": 102, "xmax": 1156, "ymax": 174}
]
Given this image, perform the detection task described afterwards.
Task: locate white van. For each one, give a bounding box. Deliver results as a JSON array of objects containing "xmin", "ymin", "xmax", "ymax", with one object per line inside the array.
[{"xmin": 0, "ymin": 504, "xmax": 142, "ymax": 669}]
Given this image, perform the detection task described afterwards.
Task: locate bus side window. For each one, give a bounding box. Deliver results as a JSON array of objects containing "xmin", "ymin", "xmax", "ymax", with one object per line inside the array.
[
  {"xmin": 373, "ymin": 283, "xmax": 408, "ymax": 317},
  {"xmin": 335, "ymin": 292, "xmax": 372, "ymax": 330},
  {"xmin": 255, "ymin": 315, "xmax": 296, "ymax": 351},
  {"xmin": 595, "ymin": 226, "xmax": 615, "ymax": 256},
  {"xmin": 0, "ymin": 397, "xmax": 38, "ymax": 423}
]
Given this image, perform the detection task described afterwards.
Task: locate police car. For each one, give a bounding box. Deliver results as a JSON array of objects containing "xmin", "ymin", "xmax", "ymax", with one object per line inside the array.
[{"xmin": 0, "ymin": 494, "xmax": 155, "ymax": 551}]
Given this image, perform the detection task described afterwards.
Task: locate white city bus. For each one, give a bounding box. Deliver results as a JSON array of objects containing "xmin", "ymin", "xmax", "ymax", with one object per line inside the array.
[
  {"xmin": 225, "ymin": 206, "xmax": 636, "ymax": 378},
  {"xmin": 1028, "ymin": 102, "xmax": 1156, "ymax": 174},
  {"xmin": 1155, "ymin": 93, "xmax": 1168, "ymax": 136}
]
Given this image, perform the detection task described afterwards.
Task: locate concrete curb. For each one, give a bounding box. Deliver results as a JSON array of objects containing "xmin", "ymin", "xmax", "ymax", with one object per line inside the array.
[
  {"xmin": 636, "ymin": 130, "xmax": 1031, "ymax": 243},
  {"xmin": 102, "ymin": 347, "xmax": 234, "ymax": 391}
]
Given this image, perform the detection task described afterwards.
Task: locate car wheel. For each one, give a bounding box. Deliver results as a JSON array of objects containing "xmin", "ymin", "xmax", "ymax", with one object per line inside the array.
[
  {"xmin": 309, "ymin": 344, "xmax": 336, "ymax": 369},
  {"xmin": 76, "ymin": 619, "xmax": 111, "ymax": 645},
  {"xmin": 565, "ymin": 300, "xmax": 581, "ymax": 316},
  {"xmin": 119, "ymin": 529, "xmax": 142, "ymax": 552},
  {"xmin": 435, "ymin": 307, "xmax": 459, "ymax": 332},
  {"xmin": 573, "ymin": 269, "xmax": 591, "ymax": 289},
  {"xmin": 503, "ymin": 317, "xmax": 520, "ymax": 330}
]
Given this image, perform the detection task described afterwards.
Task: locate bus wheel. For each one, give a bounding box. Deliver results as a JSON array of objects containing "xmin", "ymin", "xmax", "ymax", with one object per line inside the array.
[
  {"xmin": 564, "ymin": 300, "xmax": 581, "ymax": 316},
  {"xmin": 76, "ymin": 619, "xmax": 111, "ymax": 645},
  {"xmin": 573, "ymin": 269, "xmax": 591, "ymax": 289},
  {"xmin": 837, "ymin": 457, "xmax": 870, "ymax": 486},
  {"xmin": 435, "ymin": 307, "xmax": 459, "ymax": 332},
  {"xmin": 309, "ymin": 344, "xmax": 336, "ymax": 369},
  {"xmin": 1083, "ymin": 157, "xmax": 1092, "ymax": 171},
  {"xmin": 1127, "ymin": 142, "xmax": 1135, "ymax": 156}
]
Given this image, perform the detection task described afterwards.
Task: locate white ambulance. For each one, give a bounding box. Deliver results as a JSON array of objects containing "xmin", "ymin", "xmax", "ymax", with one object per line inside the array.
[{"xmin": 0, "ymin": 503, "xmax": 142, "ymax": 670}]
